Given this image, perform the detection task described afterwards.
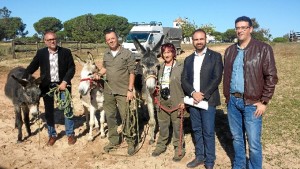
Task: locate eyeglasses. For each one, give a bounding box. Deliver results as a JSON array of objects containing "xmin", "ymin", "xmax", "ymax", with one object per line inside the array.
[
  {"xmin": 45, "ymin": 38, "xmax": 57, "ymax": 42},
  {"xmin": 235, "ymin": 26, "xmax": 250, "ymax": 31}
]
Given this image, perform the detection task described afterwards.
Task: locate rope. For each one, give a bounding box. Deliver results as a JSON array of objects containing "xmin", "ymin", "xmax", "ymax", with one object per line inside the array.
[
  {"xmin": 46, "ymin": 85, "xmax": 73, "ymax": 118},
  {"xmin": 101, "ymin": 77, "xmax": 142, "ymax": 155},
  {"xmin": 178, "ymin": 109, "xmax": 184, "ymax": 156},
  {"xmin": 122, "ymin": 100, "xmax": 138, "ymax": 139}
]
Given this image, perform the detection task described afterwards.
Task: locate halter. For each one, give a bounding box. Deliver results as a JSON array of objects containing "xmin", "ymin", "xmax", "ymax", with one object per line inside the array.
[
  {"xmin": 80, "ymin": 77, "xmax": 103, "ymax": 90},
  {"xmin": 144, "ymin": 74, "xmax": 157, "ymax": 81}
]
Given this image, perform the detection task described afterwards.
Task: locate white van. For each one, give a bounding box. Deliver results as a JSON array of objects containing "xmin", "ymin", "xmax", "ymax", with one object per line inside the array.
[{"xmin": 122, "ymin": 21, "xmax": 164, "ymax": 54}]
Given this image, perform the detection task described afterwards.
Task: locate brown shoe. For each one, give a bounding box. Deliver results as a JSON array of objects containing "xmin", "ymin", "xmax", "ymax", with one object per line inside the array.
[
  {"xmin": 68, "ymin": 135, "xmax": 76, "ymax": 145},
  {"xmin": 47, "ymin": 136, "xmax": 57, "ymax": 146}
]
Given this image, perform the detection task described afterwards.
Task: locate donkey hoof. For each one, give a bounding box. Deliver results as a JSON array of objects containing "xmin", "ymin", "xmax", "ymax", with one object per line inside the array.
[
  {"xmin": 149, "ymin": 140, "xmax": 155, "ymax": 145},
  {"xmin": 17, "ymin": 140, "xmax": 22, "ymax": 144},
  {"xmin": 87, "ymin": 136, "xmax": 93, "ymax": 141}
]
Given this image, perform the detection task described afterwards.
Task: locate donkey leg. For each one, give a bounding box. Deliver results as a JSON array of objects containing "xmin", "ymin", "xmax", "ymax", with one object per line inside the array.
[
  {"xmin": 94, "ymin": 115, "xmax": 99, "ymax": 130},
  {"xmin": 22, "ymin": 106, "xmax": 31, "ymax": 137},
  {"xmin": 83, "ymin": 105, "xmax": 90, "ymax": 131},
  {"xmin": 147, "ymin": 98, "xmax": 156, "ymax": 145},
  {"xmin": 15, "ymin": 106, "xmax": 23, "ymax": 143},
  {"xmin": 99, "ymin": 110, "xmax": 106, "ymax": 139},
  {"xmin": 88, "ymin": 106, "xmax": 96, "ymax": 141}
]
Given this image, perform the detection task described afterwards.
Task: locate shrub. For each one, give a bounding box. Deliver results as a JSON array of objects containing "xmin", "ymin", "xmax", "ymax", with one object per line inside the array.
[{"xmin": 273, "ymin": 37, "xmax": 289, "ymax": 43}]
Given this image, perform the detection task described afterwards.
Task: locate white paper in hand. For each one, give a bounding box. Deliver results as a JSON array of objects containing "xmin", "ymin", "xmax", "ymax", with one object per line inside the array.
[{"xmin": 184, "ymin": 96, "xmax": 209, "ymax": 110}]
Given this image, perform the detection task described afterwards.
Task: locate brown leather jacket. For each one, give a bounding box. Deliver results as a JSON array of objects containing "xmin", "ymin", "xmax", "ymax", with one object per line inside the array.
[{"xmin": 223, "ymin": 38, "xmax": 278, "ymax": 105}]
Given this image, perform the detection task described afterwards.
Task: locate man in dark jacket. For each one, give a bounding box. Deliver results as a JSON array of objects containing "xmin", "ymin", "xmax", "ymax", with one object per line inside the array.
[
  {"xmin": 181, "ymin": 29, "xmax": 223, "ymax": 169},
  {"xmin": 223, "ymin": 16, "xmax": 278, "ymax": 169},
  {"xmin": 24, "ymin": 31, "xmax": 76, "ymax": 146}
]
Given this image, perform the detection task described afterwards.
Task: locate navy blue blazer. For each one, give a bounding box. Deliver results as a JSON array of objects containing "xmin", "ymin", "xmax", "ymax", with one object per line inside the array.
[
  {"xmin": 25, "ymin": 46, "xmax": 75, "ymax": 94},
  {"xmin": 181, "ymin": 48, "xmax": 223, "ymax": 106}
]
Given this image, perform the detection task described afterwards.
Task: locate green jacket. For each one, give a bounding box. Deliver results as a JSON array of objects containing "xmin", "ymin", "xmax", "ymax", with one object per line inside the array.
[
  {"xmin": 103, "ymin": 47, "xmax": 135, "ymax": 95},
  {"xmin": 158, "ymin": 61, "xmax": 184, "ymax": 107}
]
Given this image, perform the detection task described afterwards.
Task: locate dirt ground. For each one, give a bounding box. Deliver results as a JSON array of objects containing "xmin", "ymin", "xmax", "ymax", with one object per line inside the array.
[{"xmin": 0, "ymin": 47, "xmax": 296, "ymax": 169}]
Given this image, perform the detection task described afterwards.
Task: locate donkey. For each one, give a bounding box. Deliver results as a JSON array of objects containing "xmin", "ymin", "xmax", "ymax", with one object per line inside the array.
[
  {"xmin": 133, "ymin": 35, "xmax": 164, "ymax": 144},
  {"xmin": 75, "ymin": 52, "xmax": 105, "ymax": 141},
  {"xmin": 5, "ymin": 66, "xmax": 41, "ymax": 143}
]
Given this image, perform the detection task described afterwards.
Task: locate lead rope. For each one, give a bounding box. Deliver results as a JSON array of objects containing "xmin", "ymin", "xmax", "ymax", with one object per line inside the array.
[
  {"xmin": 178, "ymin": 108, "xmax": 184, "ymax": 157},
  {"xmin": 101, "ymin": 78, "xmax": 144, "ymax": 156},
  {"xmin": 46, "ymin": 85, "xmax": 73, "ymax": 118}
]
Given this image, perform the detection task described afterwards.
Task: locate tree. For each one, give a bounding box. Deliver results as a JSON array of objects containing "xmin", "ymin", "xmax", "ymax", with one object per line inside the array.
[
  {"xmin": 223, "ymin": 29, "xmax": 236, "ymax": 42},
  {"xmin": 15, "ymin": 33, "xmax": 41, "ymax": 43},
  {"xmin": 180, "ymin": 18, "xmax": 198, "ymax": 39},
  {"xmin": 33, "ymin": 17, "xmax": 63, "ymax": 35},
  {"xmin": 250, "ymin": 18, "xmax": 272, "ymax": 42},
  {"xmin": 0, "ymin": 24, "xmax": 5, "ymax": 40},
  {"xmin": 0, "ymin": 7, "xmax": 28, "ymax": 40},
  {"xmin": 63, "ymin": 13, "xmax": 132, "ymax": 42},
  {"xmin": 56, "ymin": 31, "xmax": 68, "ymax": 41},
  {"xmin": 0, "ymin": 6, "xmax": 11, "ymax": 18},
  {"xmin": 95, "ymin": 14, "xmax": 132, "ymax": 39},
  {"xmin": 64, "ymin": 14, "xmax": 101, "ymax": 42},
  {"xmin": 0, "ymin": 17, "xmax": 28, "ymax": 39},
  {"xmin": 200, "ymin": 23, "xmax": 216, "ymax": 35},
  {"xmin": 211, "ymin": 31, "xmax": 223, "ymax": 42}
]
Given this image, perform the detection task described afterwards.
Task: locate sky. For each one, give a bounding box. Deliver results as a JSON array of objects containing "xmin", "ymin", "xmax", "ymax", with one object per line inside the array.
[{"xmin": 1, "ymin": 0, "xmax": 300, "ymax": 38}]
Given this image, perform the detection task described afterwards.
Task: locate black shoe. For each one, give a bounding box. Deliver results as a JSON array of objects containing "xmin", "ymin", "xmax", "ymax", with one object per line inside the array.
[
  {"xmin": 103, "ymin": 143, "xmax": 119, "ymax": 153},
  {"xmin": 186, "ymin": 158, "xmax": 204, "ymax": 168},
  {"xmin": 151, "ymin": 148, "xmax": 166, "ymax": 157},
  {"xmin": 205, "ymin": 165, "xmax": 214, "ymax": 169},
  {"xmin": 172, "ymin": 150, "xmax": 185, "ymax": 162},
  {"xmin": 127, "ymin": 144, "xmax": 136, "ymax": 156}
]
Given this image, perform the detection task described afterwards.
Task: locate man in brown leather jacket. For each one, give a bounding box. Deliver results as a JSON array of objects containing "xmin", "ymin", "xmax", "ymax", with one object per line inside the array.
[{"xmin": 223, "ymin": 16, "xmax": 278, "ymax": 169}]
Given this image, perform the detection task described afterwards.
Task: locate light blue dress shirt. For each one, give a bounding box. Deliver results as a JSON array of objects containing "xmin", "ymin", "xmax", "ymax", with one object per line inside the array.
[{"xmin": 230, "ymin": 47, "xmax": 244, "ymax": 93}]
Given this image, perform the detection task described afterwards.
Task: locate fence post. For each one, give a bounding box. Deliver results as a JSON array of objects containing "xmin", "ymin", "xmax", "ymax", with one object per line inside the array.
[
  {"xmin": 96, "ymin": 41, "xmax": 98, "ymax": 54},
  {"xmin": 80, "ymin": 41, "xmax": 82, "ymax": 53},
  {"xmin": 12, "ymin": 40, "xmax": 16, "ymax": 59}
]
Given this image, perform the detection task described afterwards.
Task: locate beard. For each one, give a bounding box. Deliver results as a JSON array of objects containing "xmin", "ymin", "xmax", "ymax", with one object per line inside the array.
[{"xmin": 195, "ymin": 43, "xmax": 206, "ymax": 53}]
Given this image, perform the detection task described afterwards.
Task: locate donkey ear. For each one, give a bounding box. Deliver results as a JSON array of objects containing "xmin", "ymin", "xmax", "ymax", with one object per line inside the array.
[
  {"xmin": 133, "ymin": 37, "xmax": 146, "ymax": 54},
  {"xmin": 87, "ymin": 51, "xmax": 95, "ymax": 63},
  {"xmin": 12, "ymin": 75, "xmax": 29, "ymax": 87},
  {"xmin": 74, "ymin": 54, "xmax": 86, "ymax": 66},
  {"xmin": 152, "ymin": 35, "xmax": 164, "ymax": 53}
]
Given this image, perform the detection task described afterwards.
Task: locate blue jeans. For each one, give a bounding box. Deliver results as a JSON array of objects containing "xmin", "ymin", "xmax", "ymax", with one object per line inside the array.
[
  {"xmin": 227, "ymin": 95, "xmax": 262, "ymax": 169},
  {"xmin": 46, "ymin": 91, "xmax": 74, "ymax": 137},
  {"xmin": 189, "ymin": 106, "xmax": 216, "ymax": 167}
]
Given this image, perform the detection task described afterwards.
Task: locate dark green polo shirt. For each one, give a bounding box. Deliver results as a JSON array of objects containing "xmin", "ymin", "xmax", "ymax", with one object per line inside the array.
[{"xmin": 103, "ymin": 47, "xmax": 135, "ymax": 95}]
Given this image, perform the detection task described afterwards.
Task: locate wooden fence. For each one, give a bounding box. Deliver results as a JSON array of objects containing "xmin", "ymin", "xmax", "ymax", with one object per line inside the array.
[{"xmin": 11, "ymin": 40, "xmax": 103, "ymax": 59}]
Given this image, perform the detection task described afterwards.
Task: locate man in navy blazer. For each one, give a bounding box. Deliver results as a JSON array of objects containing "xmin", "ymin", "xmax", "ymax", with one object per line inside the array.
[
  {"xmin": 181, "ymin": 29, "xmax": 223, "ymax": 169},
  {"xmin": 24, "ymin": 31, "xmax": 76, "ymax": 146}
]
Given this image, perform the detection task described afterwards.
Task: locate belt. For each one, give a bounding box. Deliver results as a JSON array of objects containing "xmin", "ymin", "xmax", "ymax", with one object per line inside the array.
[{"xmin": 231, "ymin": 92, "xmax": 243, "ymax": 98}]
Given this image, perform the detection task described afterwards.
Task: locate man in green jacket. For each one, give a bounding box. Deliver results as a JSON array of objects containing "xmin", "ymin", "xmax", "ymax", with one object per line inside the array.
[{"xmin": 98, "ymin": 28, "xmax": 136, "ymax": 155}]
